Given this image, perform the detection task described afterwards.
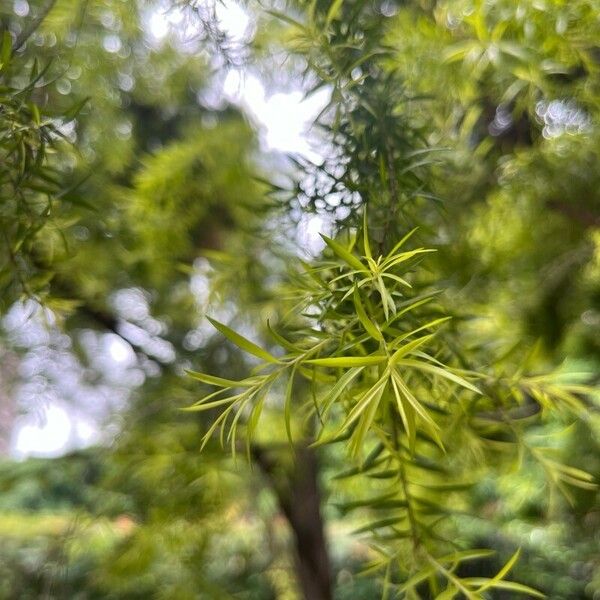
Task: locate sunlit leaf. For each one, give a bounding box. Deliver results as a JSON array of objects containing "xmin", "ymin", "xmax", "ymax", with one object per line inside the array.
[
  {"xmin": 320, "ymin": 234, "xmax": 366, "ymax": 272},
  {"xmin": 207, "ymin": 317, "xmax": 279, "ymax": 364},
  {"xmin": 307, "ymin": 355, "xmax": 386, "ymax": 367}
]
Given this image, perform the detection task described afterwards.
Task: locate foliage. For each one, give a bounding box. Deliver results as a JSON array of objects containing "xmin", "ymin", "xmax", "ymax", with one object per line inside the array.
[
  {"xmin": 0, "ymin": 27, "xmax": 81, "ymax": 309},
  {"xmin": 191, "ymin": 216, "xmax": 597, "ymax": 596},
  {"xmin": 187, "ymin": 0, "xmax": 600, "ymax": 596},
  {"xmin": 0, "ymin": 449, "xmax": 284, "ymax": 599},
  {"xmin": 0, "ymin": 0, "xmax": 599, "ymax": 599}
]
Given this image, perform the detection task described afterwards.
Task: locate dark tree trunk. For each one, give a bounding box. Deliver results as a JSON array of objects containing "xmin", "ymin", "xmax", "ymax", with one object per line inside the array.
[{"xmin": 252, "ymin": 444, "xmax": 332, "ymax": 600}]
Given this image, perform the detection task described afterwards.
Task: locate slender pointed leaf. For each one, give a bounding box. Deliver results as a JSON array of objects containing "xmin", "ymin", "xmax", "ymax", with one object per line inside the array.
[{"xmin": 207, "ymin": 317, "xmax": 279, "ymax": 364}]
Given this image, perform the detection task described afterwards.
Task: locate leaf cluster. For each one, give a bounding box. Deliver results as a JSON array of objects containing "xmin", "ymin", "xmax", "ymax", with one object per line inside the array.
[{"xmin": 188, "ymin": 218, "xmax": 596, "ymax": 596}]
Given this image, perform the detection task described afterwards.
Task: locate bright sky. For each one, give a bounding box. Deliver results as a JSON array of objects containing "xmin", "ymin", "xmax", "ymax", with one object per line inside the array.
[{"xmin": 13, "ymin": 404, "xmax": 99, "ymax": 459}]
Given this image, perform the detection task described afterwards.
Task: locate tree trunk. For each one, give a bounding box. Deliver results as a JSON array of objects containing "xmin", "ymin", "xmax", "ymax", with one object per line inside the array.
[{"xmin": 252, "ymin": 444, "xmax": 332, "ymax": 600}]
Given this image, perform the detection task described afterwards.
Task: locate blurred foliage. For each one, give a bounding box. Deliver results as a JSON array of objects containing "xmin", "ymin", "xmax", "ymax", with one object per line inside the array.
[
  {"xmin": 0, "ymin": 0, "xmax": 598, "ymax": 599},
  {"xmin": 0, "ymin": 26, "xmax": 80, "ymax": 310},
  {"xmin": 0, "ymin": 449, "xmax": 282, "ymax": 599}
]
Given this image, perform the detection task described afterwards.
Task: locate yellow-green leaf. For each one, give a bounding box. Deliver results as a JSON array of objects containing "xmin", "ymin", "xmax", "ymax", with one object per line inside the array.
[
  {"xmin": 320, "ymin": 234, "xmax": 366, "ymax": 272},
  {"xmin": 396, "ymin": 359, "xmax": 481, "ymax": 394},
  {"xmin": 307, "ymin": 355, "xmax": 386, "ymax": 367},
  {"xmin": 354, "ymin": 286, "xmax": 383, "ymax": 341},
  {"xmin": 186, "ymin": 370, "xmax": 256, "ymax": 388},
  {"xmin": 207, "ymin": 316, "xmax": 279, "ymax": 364}
]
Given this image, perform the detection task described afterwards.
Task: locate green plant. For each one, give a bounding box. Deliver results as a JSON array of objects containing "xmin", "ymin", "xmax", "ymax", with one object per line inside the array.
[{"xmin": 189, "ymin": 217, "xmax": 595, "ymax": 596}]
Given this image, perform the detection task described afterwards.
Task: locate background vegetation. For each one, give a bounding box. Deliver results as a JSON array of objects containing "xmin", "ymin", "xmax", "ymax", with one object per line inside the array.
[{"xmin": 0, "ymin": 0, "xmax": 598, "ymax": 598}]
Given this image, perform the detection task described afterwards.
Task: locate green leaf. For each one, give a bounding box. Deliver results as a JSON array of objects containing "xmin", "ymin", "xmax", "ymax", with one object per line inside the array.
[
  {"xmin": 382, "ymin": 248, "xmax": 436, "ymax": 271},
  {"xmin": 340, "ymin": 375, "xmax": 388, "ymax": 433},
  {"xmin": 186, "ymin": 370, "xmax": 256, "ymax": 388},
  {"xmin": 267, "ymin": 320, "xmax": 302, "ymax": 353},
  {"xmin": 383, "ymin": 292, "xmax": 441, "ymax": 329},
  {"xmin": 333, "ymin": 445, "xmax": 385, "ymax": 479},
  {"xmin": 64, "ymin": 96, "xmax": 91, "ymax": 121},
  {"xmin": 307, "ymin": 355, "xmax": 386, "ymax": 367},
  {"xmin": 362, "ymin": 207, "xmax": 372, "ymax": 259},
  {"xmin": 398, "ymin": 566, "xmax": 437, "ymax": 593},
  {"xmin": 443, "ymin": 40, "xmax": 479, "ymax": 63},
  {"xmin": 477, "ymin": 549, "xmax": 520, "ymax": 592},
  {"xmin": 435, "ymin": 588, "xmax": 458, "ymax": 600},
  {"xmin": 391, "ymin": 375, "xmax": 416, "ymax": 451},
  {"xmin": 246, "ymin": 392, "xmax": 266, "ymax": 458},
  {"xmin": 353, "ymin": 516, "xmax": 403, "ymax": 534},
  {"xmin": 396, "ymin": 359, "xmax": 481, "ymax": 394},
  {"xmin": 320, "ymin": 234, "xmax": 366, "ymax": 271},
  {"xmin": 380, "ymin": 272, "xmax": 412, "ymax": 288},
  {"xmin": 353, "ymin": 286, "xmax": 383, "ymax": 341},
  {"xmin": 334, "ymin": 491, "xmax": 402, "ymax": 513},
  {"xmin": 207, "ymin": 317, "xmax": 279, "ymax": 364},
  {"xmin": 392, "ymin": 370, "xmax": 443, "ymax": 450},
  {"xmin": 387, "ymin": 227, "xmax": 419, "ymax": 257},
  {"xmin": 546, "ymin": 460, "xmax": 595, "ymax": 483},
  {"xmin": 284, "ymin": 365, "xmax": 297, "ymax": 444},
  {"xmin": 320, "ymin": 366, "xmax": 364, "ymax": 417},
  {"xmin": 413, "ymin": 480, "xmax": 474, "ymax": 492},
  {"xmin": 463, "ymin": 579, "xmax": 544, "ymax": 598},
  {"xmin": 389, "ymin": 317, "xmax": 451, "ymax": 347},
  {"xmin": 349, "ymin": 383, "xmax": 386, "ymax": 455},
  {"xmin": 374, "ymin": 274, "xmax": 392, "ymax": 321},
  {"xmin": 0, "ymin": 31, "xmax": 11, "ymax": 72},
  {"xmin": 325, "ymin": 0, "xmax": 344, "ymax": 24},
  {"xmin": 390, "ymin": 334, "xmax": 434, "ymax": 365},
  {"xmin": 30, "ymin": 103, "xmax": 40, "ymax": 126},
  {"xmin": 183, "ymin": 389, "xmax": 242, "ymax": 412},
  {"xmin": 437, "ymin": 549, "xmax": 496, "ymax": 564},
  {"xmin": 182, "ymin": 396, "xmax": 238, "ymax": 412},
  {"xmin": 200, "ymin": 408, "xmax": 233, "ymax": 450}
]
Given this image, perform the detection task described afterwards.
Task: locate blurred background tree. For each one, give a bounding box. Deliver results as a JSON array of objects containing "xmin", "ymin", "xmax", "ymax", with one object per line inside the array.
[{"xmin": 0, "ymin": 0, "xmax": 598, "ymax": 598}]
